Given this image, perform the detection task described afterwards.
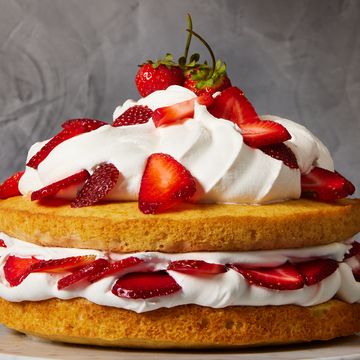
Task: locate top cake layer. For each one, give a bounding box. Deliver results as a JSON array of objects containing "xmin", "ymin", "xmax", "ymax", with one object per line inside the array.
[{"xmin": 0, "ymin": 196, "xmax": 359, "ymax": 253}]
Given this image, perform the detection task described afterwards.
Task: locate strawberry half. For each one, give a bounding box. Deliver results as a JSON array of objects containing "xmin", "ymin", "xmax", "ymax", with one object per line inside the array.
[
  {"xmin": 168, "ymin": 260, "xmax": 226, "ymax": 275},
  {"xmin": 343, "ymin": 244, "xmax": 360, "ymax": 282},
  {"xmin": 138, "ymin": 153, "xmax": 197, "ymax": 214},
  {"xmin": 71, "ymin": 163, "xmax": 119, "ymax": 208},
  {"xmin": 354, "ymin": 269, "xmax": 360, "ymax": 282},
  {"xmin": 0, "ymin": 171, "xmax": 24, "ymax": 200},
  {"xmin": 0, "ymin": 239, "xmax": 6, "ymax": 247},
  {"xmin": 238, "ymin": 120, "xmax": 291, "ymax": 148},
  {"xmin": 344, "ymin": 242, "xmax": 360, "ymax": 260},
  {"xmin": 111, "ymin": 271, "xmax": 181, "ymax": 299},
  {"xmin": 260, "ymin": 143, "xmax": 299, "ymax": 169},
  {"xmin": 301, "ymin": 167, "xmax": 355, "ymax": 202},
  {"xmin": 4, "ymin": 256, "xmax": 41, "ymax": 287},
  {"xmin": 230, "ymin": 263, "xmax": 304, "ymax": 290},
  {"xmin": 113, "ymin": 105, "xmax": 153, "ymax": 127},
  {"xmin": 31, "ymin": 170, "xmax": 89, "ymax": 201},
  {"xmin": 30, "ymin": 255, "xmax": 96, "ymax": 273},
  {"xmin": 152, "ymin": 94, "xmax": 213, "ymax": 128},
  {"xmin": 296, "ymin": 259, "xmax": 338, "ymax": 286},
  {"xmin": 208, "ymin": 87, "xmax": 259, "ymax": 125},
  {"xmin": 61, "ymin": 118, "xmax": 107, "ymax": 131},
  {"xmin": 57, "ymin": 258, "xmax": 109, "ymax": 290},
  {"xmin": 27, "ymin": 119, "xmax": 106, "ymax": 169},
  {"xmin": 88, "ymin": 256, "xmax": 144, "ymax": 283}
]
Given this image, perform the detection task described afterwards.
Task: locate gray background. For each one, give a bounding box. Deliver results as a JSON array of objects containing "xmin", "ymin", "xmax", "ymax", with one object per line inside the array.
[{"xmin": 0, "ymin": 0, "xmax": 359, "ymax": 194}]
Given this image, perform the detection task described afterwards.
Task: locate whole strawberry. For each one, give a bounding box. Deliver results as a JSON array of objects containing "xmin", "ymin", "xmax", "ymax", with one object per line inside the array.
[
  {"xmin": 184, "ymin": 61, "xmax": 231, "ymax": 96},
  {"xmin": 135, "ymin": 54, "xmax": 184, "ymax": 97},
  {"xmin": 180, "ymin": 24, "xmax": 231, "ymax": 96}
]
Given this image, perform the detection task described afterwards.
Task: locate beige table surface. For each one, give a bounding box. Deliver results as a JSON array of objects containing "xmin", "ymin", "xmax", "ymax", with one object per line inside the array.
[{"xmin": 0, "ymin": 326, "xmax": 359, "ymax": 360}]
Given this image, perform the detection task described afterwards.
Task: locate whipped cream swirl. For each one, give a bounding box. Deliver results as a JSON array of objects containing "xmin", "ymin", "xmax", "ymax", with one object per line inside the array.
[
  {"xmin": 0, "ymin": 234, "xmax": 359, "ymax": 313},
  {"xmin": 19, "ymin": 86, "xmax": 334, "ymax": 204}
]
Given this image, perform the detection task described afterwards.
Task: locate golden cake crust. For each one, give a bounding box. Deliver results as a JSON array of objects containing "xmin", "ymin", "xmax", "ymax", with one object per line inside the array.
[
  {"xmin": 0, "ymin": 196, "xmax": 359, "ymax": 252},
  {"xmin": 0, "ymin": 298, "xmax": 359, "ymax": 348}
]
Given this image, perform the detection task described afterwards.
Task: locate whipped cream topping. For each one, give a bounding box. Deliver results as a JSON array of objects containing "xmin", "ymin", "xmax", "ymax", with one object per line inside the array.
[
  {"xmin": 0, "ymin": 233, "xmax": 359, "ymax": 313},
  {"xmin": 19, "ymin": 86, "xmax": 333, "ymax": 204}
]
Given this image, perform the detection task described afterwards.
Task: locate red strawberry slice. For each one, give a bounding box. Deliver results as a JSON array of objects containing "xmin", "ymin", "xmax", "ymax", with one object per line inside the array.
[
  {"xmin": 259, "ymin": 143, "xmax": 299, "ymax": 169},
  {"xmin": 61, "ymin": 118, "xmax": 107, "ymax": 131},
  {"xmin": 0, "ymin": 171, "xmax": 24, "ymax": 200},
  {"xmin": 111, "ymin": 271, "xmax": 181, "ymax": 299},
  {"xmin": 113, "ymin": 105, "xmax": 153, "ymax": 127},
  {"xmin": 27, "ymin": 119, "xmax": 106, "ymax": 169},
  {"xmin": 152, "ymin": 94, "xmax": 213, "ymax": 128},
  {"xmin": 138, "ymin": 153, "xmax": 197, "ymax": 214},
  {"xmin": 296, "ymin": 259, "xmax": 338, "ymax": 286},
  {"xmin": 30, "ymin": 255, "xmax": 96, "ymax": 273},
  {"xmin": 348, "ymin": 259, "xmax": 360, "ymax": 281},
  {"xmin": 230, "ymin": 263, "xmax": 304, "ymax": 290},
  {"xmin": 343, "ymin": 244, "xmax": 360, "ymax": 282},
  {"xmin": 57, "ymin": 258, "xmax": 109, "ymax": 290},
  {"xmin": 88, "ymin": 256, "xmax": 144, "ymax": 283},
  {"xmin": 0, "ymin": 239, "xmax": 6, "ymax": 247},
  {"xmin": 31, "ymin": 170, "xmax": 89, "ymax": 201},
  {"xmin": 4, "ymin": 256, "xmax": 41, "ymax": 287},
  {"xmin": 71, "ymin": 163, "xmax": 119, "ymax": 208},
  {"xmin": 353, "ymin": 269, "xmax": 360, "ymax": 282},
  {"xmin": 238, "ymin": 120, "xmax": 291, "ymax": 148},
  {"xmin": 301, "ymin": 167, "xmax": 355, "ymax": 202},
  {"xmin": 344, "ymin": 242, "xmax": 360, "ymax": 260},
  {"xmin": 208, "ymin": 86, "xmax": 259, "ymax": 125},
  {"xmin": 168, "ymin": 260, "xmax": 226, "ymax": 275}
]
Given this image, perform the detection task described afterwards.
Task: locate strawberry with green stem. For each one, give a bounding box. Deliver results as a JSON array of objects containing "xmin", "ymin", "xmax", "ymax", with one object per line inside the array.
[
  {"xmin": 135, "ymin": 54, "xmax": 185, "ymax": 98},
  {"xmin": 181, "ymin": 15, "xmax": 231, "ymax": 96}
]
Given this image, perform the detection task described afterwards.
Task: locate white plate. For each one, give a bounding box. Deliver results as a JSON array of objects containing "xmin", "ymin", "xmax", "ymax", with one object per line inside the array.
[{"xmin": 0, "ymin": 326, "xmax": 359, "ymax": 360}]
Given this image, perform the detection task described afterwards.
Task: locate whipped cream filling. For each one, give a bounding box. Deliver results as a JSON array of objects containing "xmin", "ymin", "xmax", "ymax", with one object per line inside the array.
[
  {"xmin": 0, "ymin": 233, "xmax": 359, "ymax": 313},
  {"xmin": 19, "ymin": 86, "xmax": 334, "ymax": 204}
]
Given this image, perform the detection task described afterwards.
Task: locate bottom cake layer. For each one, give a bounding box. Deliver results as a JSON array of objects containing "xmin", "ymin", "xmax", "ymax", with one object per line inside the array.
[{"xmin": 0, "ymin": 298, "xmax": 359, "ymax": 348}]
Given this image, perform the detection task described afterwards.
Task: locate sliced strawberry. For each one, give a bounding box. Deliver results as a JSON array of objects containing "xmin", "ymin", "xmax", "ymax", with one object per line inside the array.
[
  {"xmin": 259, "ymin": 143, "xmax": 299, "ymax": 169},
  {"xmin": 113, "ymin": 105, "xmax": 153, "ymax": 127},
  {"xmin": 208, "ymin": 86, "xmax": 259, "ymax": 125},
  {"xmin": 30, "ymin": 255, "xmax": 96, "ymax": 273},
  {"xmin": 353, "ymin": 268, "xmax": 360, "ymax": 282},
  {"xmin": 0, "ymin": 239, "xmax": 6, "ymax": 247},
  {"xmin": 296, "ymin": 259, "xmax": 338, "ymax": 286},
  {"xmin": 111, "ymin": 271, "xmax": 181, "ymax": 299},
  {"xmin": 152, "ymin": 94, "xmax": 213, "ymax": 128},
  {"xmin": 343, "ymin": 245, "xmax": 360, "ymax": 282},
  {"xmin": 230, "ymin": 263, "xmax": 304, "ymax": 290},
  {"xmin": 344, "ymin": 242, "xmax": 360, "ymax": 260},
  {"xmin": 61, "ymin": 118, "xmax": 107, "ymax": 131},
  {"xmin": 71, "ymin": 163, "xmax": 119, "ymax": 208},
  {"xmin": 238, "ymin": 120, "xmax": 291, "ymax": 148},
  {"xmin": 168, "ymin": 260, "xmax": 226, "ymax": 275},
  {"xmin": 4, "ymin": 256, "xmax": 41, "ymax": 287},
  {"xmin": 57, "ymin": 258, "xmax": 109, "ymax": 290},
  {"xmin": 88, "ymin": 256, "xmax": 144, "ymax": 283},
  {"xmin": 27, "ymin": 119, "xmax": 106, "ymax": 169},
  {"xmin": 31, "ymin": 170, "xmax": 89, "ymax": 201},
  {"xmin": 138, "ymin": 153, "xmax": 197, "ymax": 214},
  {"xmin": 0, "ymin": 171, "xmax": 24, "ymax": 200},
  {"xmin": 301, "ymin": 167, "xmax": 355, "ymax": 202}
]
